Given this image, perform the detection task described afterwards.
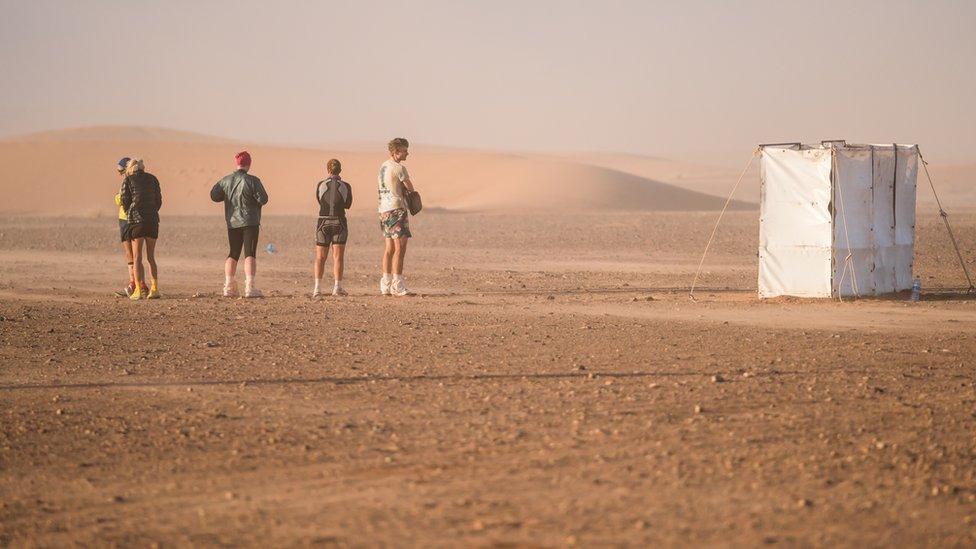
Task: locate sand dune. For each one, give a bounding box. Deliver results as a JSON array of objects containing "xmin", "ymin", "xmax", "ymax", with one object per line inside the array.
[
  {"xmin": 0, "ymin": 127, "xmax": 752, "ymax": 216},
  {"xmin": 557, "ymin": 151, "xmax": 761, "ymax": 203}
]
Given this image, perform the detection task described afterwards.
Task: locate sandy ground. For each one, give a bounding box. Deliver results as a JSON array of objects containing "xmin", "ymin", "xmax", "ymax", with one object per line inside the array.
[{"xmin": 1, "ymin": 210, "xmax": 975, "ymax": 546}]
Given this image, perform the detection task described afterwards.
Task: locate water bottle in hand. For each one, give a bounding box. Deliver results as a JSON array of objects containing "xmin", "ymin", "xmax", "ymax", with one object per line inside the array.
[
  {"xmin": 910, "ymin": 275, "xmax": 921, "ymax": 302},
  {"xmin": 265, "ymin": 243, "xmax": 277, "ymax": 255}
]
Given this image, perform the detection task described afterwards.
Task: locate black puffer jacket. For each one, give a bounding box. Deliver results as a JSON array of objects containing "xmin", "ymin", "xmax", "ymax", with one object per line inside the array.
[{"xmin": 121, "ymin": 170, "xmax": 162, "ymax": 225}]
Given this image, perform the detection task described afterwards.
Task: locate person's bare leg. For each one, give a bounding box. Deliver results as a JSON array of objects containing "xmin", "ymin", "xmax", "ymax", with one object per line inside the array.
[
  {"xmin": 392, "ymin": 237, "xmax": 409, "ymax": 295},
  {"xmin": 144, "ymin": 237, "xmax": 159, "ymax": 297},
  {"xmin": 332, "ymin": 244, "xmax": 345, "ymax": 282},
  {"xmin": 224, "ymin": 257, "xmax": 238, "ymax": 296},
  {"xmin": 313, "ymin": 245, "xmax": 328, "ymax": 295},
  {"xmin": 145, "ymin": 237, "xmax": 158, "ymax": 280},
  {"xmin": 393, "ymin": 236, "xmax": 408, "ymax": 275},
  {"xmin": 131, "ymin": 238, "xmax": 145, "ymax": 298},
  {"xmin": 382, "ymin": 239, "xmax": 394, "ymax": 274},
  {"xmin": 243, "ymin": 256, "xmax": 260, "ymax": 297},
  {"xmin": 381, "ymin": 238, "xmax": 395, "ymax": 295},
  {"xmin": 332, "ymin": 244, "xmax": 346, "ymax": 295},
  {"xmin": 122, "ymin": 240, "xmax": 134, "ymax": 289}
]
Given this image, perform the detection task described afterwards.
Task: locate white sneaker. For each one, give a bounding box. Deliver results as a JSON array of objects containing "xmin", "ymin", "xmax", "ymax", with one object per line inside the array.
[
  {"xmin": 223, "ymin": 281, "xmax": 239, "ymax": 298},
  {"xmin": 312, "ymin": 288, "xmax": 322, "ymax": 298},
  {"xmin": 244, "ymin": 286, "xmax": 263, "ymax": 298},
  {"xmin": 332, "ymin": 285, "xmax": 348, "ymax": 297},
  {"xmin": 391, "ymin": 278, "xmax": 410, "ymax": 297},
  {"xmin": 380, "ymin": 277, "xmax": 392, "ymax": 296}
]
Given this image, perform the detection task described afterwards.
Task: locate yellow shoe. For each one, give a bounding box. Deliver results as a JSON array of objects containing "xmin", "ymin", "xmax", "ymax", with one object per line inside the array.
[
  {"xmin": 129, "ymin": 287, "xmax": 142, "ymax": 300},
  {"xmin": 147, "ymin": 287, "xmax": 160, "ymax": 299}
]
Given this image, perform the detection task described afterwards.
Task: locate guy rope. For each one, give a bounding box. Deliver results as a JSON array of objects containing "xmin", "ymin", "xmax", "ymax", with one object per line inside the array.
[
  {"xmin": 689, "ymin": 148, "xmax": 759, "ymax": 300},
  {"xmin": 918, "ymin": 147, "xmax": 975, "ymax": 293}
]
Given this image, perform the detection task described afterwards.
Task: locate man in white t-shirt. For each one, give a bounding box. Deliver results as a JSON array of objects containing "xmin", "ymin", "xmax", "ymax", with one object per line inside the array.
[{"xmin": 377, "ymin": 137, "xmax": 416, "ymax": 296}]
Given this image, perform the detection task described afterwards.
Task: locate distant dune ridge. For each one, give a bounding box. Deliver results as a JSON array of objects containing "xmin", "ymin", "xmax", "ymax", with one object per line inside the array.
[{"xmin": 0, "ymin": 126, "xmax": 967, "ymax": 216}]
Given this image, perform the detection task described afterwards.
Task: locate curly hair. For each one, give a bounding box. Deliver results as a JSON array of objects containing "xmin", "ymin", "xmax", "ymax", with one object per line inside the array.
[{"xmin": 387, "ymin": 137, "xmax": 409, "ymax": 154}]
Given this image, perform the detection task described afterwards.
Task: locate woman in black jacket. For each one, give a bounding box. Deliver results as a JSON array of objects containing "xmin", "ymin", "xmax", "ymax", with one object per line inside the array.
[{"xmin": 121, "ymin": 158, "xmax": 162, "ymax": 300}]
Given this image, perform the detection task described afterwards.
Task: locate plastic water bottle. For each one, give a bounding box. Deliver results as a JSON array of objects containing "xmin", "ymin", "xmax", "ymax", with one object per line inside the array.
[
  {"xmin": 910, "ymin": 275, "xmax": 921, "ymax": 302},
  {"xmin": 265, "ymin": 243, "xmax": 277, "ymax": 255}
]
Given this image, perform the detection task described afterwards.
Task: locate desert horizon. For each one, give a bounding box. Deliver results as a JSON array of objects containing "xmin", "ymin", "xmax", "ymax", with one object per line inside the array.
[{"xmin": 1, "ymin": 125, "xmax": 973, "ymax": 219}]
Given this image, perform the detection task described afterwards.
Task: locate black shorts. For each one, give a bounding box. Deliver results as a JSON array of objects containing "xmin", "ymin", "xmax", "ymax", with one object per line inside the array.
[
  {"xmin": 125, "ymin": 222, "xmax": 159, "ymax": 240},
  {"xmin": 315, "ymin": 217, "xmax": 348, "ymax": 246},
  {"xmin": 119, "ymin": 219, "xmax": 130, "ymax": 242},
  {"xmin": 228, "ymin": 225, "xmax": 260, "ymax": 260}
]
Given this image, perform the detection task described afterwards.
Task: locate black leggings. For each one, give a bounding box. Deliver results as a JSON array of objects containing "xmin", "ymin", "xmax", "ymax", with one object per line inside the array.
[{"xmin": 228, "ymin": 226, "xmax": 260, "ymax": 261}]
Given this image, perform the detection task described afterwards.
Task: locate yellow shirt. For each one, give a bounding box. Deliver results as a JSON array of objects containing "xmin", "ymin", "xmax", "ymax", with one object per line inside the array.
[{"xmin": 114, "ymin": 193, "xmax": 126, "ymax": 220}]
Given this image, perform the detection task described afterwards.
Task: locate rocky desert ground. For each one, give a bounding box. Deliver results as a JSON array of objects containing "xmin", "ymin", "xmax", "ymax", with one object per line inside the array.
[{"xmin": 2, "ymin": 207, "xmax": 975, "ymax": 546}]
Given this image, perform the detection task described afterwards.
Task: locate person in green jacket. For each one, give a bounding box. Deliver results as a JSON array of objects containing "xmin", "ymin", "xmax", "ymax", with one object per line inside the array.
[{"xmin": 210, "ymin": 151, "xmax": 269, "ymax": 298}]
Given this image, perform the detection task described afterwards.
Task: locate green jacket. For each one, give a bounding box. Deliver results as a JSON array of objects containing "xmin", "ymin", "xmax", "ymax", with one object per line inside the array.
[{"xmin": 210, "ymin": 169, "xmax": 269, "ymax": 229}]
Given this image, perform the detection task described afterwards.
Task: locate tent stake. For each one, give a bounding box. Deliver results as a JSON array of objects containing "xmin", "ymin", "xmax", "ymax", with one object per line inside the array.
[
  {"xmin": 689, "ymin": 148, "xmax": 759, "ymax": 300},
  {"xmin": 917, "ymin": 148, "xmax": 975, "ymax": 293}
]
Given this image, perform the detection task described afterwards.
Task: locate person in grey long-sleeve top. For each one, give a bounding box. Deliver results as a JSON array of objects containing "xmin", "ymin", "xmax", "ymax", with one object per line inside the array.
[{"xmin": 210, "ymin": 150, "xmax": 268, "ymax": 298}]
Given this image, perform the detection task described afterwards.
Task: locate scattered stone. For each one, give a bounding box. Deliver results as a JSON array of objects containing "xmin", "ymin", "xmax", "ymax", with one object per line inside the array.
[
  {"xmin": 798, "ymin": 498, "xmax": 812, "ymax": 508},
  {"xmin": 711, "ymin": 374, "xmax": 724, "ymax": 383},
  {"xmin": 694, "ymin": 405, "xmax": 703, "ymax": 414},
  {"xmin": 206, "ymin": 341, "xmax": 219, "ymax": 348},
  {"xmin": 55, "ymin": 408, "xmax": 63, "ymax": 415},
  {"xmin": 546, "ymin": 295, "xmax": 555, "ymax": 300},
  {"xmin": 471, "ymin": 519, "xmax": 485, "ymax": 531}
]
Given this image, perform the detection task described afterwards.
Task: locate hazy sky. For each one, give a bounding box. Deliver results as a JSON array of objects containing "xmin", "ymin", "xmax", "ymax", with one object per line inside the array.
[{"xmin": 2, "ymin": 0, "xmax": 975, "ymax": 162}]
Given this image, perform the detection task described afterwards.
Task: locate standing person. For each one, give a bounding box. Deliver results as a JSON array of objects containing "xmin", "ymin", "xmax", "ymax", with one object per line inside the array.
[
  {"xmin": 120, "ymin": 158, "xmax": 162, "ymax": 300},
  {"xmin": 313, "ymin": 159, "xmax": 353, "ymax": 297},
  {"xmin": 210, "ymin": 151, "xmax": 269, "ymax": 298},
  {"xmin": 112, "ymin": 156, "xmax": 144, "ymax": 297},
  {"xmin": 377, "ymin": 138, "xmax": 416, "ymax": 297}
]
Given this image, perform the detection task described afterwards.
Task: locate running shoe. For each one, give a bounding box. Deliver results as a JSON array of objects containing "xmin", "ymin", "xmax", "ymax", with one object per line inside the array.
[
  {"xmin": 391, "ymin": 278, "xmax": 410, "ymax": 297},
  {"xmin": 332, "ymin": 285, "xmax": 348, "ymax": 297},
  {"xmin": 140, "ymin": 283, "xmax": 150, "ymax": 295},
  {"xmin": 223, "ymin": 281, "xmax": 239, "ymax": 298},
  {"xmin": 244, "ymin": 286, "xmax": 263, "ymax": 298},
  {"xmin": 312, "ymin": 288, "xmax": 322, "ymax": 298},
  {"xmin": 114, "ymin": 283, "xmax": 134, "ymax": 297},
  {"xmin": 147, "ymin": 287, "xmax": 160, "ymax": 300},
  {"xmin": 129, "ymin": 287, "xmax": 142, "ymax": 301},
  {"xmin": 380, "ymin": 277, "xmax": 392, "ymax": 296}
]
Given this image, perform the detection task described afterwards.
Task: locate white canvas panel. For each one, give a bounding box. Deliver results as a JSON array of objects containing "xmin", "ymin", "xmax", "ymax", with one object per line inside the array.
[
  {"xmin": 892, "ymin": 243, "xmax": 914, "ymax": 290},
  {"xmin": 759, "ymin": 246, "xmax": 833, "ymax": 298},
  {"xmin": 833, "ymin": 148, "xmax": 874, "ymax": 250},
  {"xmin": 760, "ymin": 148, "xmax": 832, "ymax": 248},
  {"xmin": 872, "ymin": 147, "xmax": 896, "ymax": 248},
  {"xmin": 873, "ymin": 245, "xmax": 899, "ymax": 294},
  {"xmin": 832, "ymin": 247, "xmax": 876, "ymax": 297},
  {"xmin": 894, "ymin": 146, "xmax": 918, "ymax": 247}
]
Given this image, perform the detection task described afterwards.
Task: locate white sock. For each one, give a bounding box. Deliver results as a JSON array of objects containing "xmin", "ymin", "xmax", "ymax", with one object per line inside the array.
[
  {"xmin": 334, "ymin": 279, "xmax": 342, "ymax": 289},
  {"xmin": 393, "ymin": 274, "xmax": 404, "ymax": 283},
  {"xmin": 382, "ymin": 273, "xmax": 392, "ymax": 284},
  {"xmin": 245, "ymin": 276, "xmax": 254, "ymax": 289},
  {"xmin": 314, "ymin": 278, "xmax": 322, "ymax": 292}
]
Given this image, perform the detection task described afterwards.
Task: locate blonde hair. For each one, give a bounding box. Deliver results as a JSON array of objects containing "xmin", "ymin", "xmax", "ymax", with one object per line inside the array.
[
  {"xmin": 126, "ymin": 158, "xmax": 145, "ymax": 175},
  {"xmin": 387, "ymin": 138, "xmax": 409, "ymax": 154},
  {"xmin": 327, "ymin": 158, "xmax": 342, "ymax": 175}
]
